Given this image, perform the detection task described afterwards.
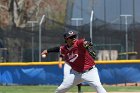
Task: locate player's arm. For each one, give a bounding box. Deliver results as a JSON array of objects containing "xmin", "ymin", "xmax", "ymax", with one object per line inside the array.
[
  {"xmin": 41, "ymin": 46, "xmax": 64, "ymax": 68},
  {"xmin": 41, "ymin": 46, "xmax": 60, "ymax": 56},
  {"xmin": 83, "ymin": 39, "xmax": 96, "ymax": 59}
]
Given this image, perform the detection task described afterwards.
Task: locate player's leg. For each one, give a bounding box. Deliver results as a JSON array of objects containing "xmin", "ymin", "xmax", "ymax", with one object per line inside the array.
[
  {"xmin": 82, "ymin": 66, "xmax": 107, "ymax": 93},
  {"xmin": 55, "ymin": 71, "xmax": 82, "ymax": 93},
  {"xmin": 63, "ymin": 63, "xmax": 71, "ymax": 80},
  {"xmin": 64, "ymin": 63, "xmax": 82, "ymax": 93},
  {"xmin": 77, "ymin": 83, "xmax": 82, "ymax": 93}
]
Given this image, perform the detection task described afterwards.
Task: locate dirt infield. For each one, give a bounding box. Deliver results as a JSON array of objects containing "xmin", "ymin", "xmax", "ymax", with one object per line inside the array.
[
  {"xmin": 67, "ymin": 92, "xmax": 140, "ymax": 93},
  {"xmin": 92, "ymin": 92, "xmax": 140, "ymax": 93},
  {"xmin": 108, "ymin": 92, "xmax": 140, "ymax": 93},
  {"xmin": 94, "ymin": 92, "xmax": 140, "ymax": 93}
]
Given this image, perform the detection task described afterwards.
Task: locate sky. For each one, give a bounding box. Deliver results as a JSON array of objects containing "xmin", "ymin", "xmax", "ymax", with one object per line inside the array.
[{"xmin": 70, "ymin": 0, "xmax": 140, "ymax": 26}]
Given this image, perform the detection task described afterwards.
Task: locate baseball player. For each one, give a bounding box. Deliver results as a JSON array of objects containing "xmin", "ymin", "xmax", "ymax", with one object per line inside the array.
[
  {"xmin": 42, "ymin": 31, "xmax": 107, "ymax": 93},
  {"xmin": 41, "ymin": 44, "xmax": 82, "ymax": 93}
]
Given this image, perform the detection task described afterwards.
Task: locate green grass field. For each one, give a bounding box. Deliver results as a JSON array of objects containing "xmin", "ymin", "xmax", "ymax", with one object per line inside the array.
[{"xmin": 0, "ymin": 85, "xmax": 140, "ymax": 93}]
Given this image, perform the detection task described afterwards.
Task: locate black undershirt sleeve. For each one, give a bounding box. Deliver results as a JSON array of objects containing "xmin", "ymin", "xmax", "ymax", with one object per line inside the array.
[{"xmin": 47, "ymin": 46, "xmax": 60, "ymax": 53}]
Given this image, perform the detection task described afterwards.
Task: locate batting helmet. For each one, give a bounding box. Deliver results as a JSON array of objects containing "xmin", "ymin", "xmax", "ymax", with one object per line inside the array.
[{"xmin": 64, "ymin": 31, "xmax": 77, "ymax": 39}]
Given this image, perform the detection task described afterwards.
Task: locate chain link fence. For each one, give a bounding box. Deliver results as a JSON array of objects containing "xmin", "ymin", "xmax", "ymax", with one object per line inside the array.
[{"xmin": 1, "ymin": 0, "xmax": 140, "ymax": 62}]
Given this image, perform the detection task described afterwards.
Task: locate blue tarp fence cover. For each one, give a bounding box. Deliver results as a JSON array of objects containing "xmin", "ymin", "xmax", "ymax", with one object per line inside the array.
[{"xmin": 0, "ymin": 62, "xmax": 140, "ymax": 85}]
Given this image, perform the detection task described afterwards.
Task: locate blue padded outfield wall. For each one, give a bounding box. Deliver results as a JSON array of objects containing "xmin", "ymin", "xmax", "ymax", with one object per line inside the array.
[{"xmin": 0, "ymin": 61, "xmax": 140, "ymax": 85}]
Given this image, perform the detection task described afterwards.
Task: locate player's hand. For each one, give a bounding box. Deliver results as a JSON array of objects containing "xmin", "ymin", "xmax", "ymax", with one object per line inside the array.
[
  {"xmin": 58, "ymin": 57, "xmax": 63, "ymax": 68},
  {"xmin": 58, "ymin": 63, "xmax": 63, "ymax": 68},
  {"xmin": 41, "ymin": 50, "xmax": 48, "ymax": 56}
]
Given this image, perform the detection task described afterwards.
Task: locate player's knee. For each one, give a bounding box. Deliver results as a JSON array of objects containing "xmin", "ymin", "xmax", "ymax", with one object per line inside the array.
[
  {"xmin": 90, "ymin": 82, "xmax": 103, "ymax": 89},
  {"xmin": 94, "ymin": 84, "xmax": 107, "ymax": 93},
  {"xmin": 55, "ymin": 89, "xmax": 61, "ymax": 93},
  {"xmin": 55, "ymin": 88, "xmax": 68, "ymax": 93},
  {"xmin": 55, "ymin": 86, "xmax": 68, "ymax": 93},
  {"xmin": 55, "ymin": 88, "xmax": 63, "ymax": 93},
  {"xmin": 95, "ymin": 83, "xmax": 103, "ymax": 88}
]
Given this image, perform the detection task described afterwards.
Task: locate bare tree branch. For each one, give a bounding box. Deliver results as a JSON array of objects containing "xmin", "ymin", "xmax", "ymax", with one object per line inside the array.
[{"xmin": 0, "ymin": 5, "xmax": 8, "ymax": 10}]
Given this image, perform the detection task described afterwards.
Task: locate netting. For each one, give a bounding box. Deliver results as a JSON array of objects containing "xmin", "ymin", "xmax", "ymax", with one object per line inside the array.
[{"xmin": 0, "ymin": 0, "xmax": 140, "ymax": 62}]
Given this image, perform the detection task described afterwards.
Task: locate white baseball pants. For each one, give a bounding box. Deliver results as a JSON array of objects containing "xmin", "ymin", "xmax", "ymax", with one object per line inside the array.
[{"xmin": 55, "ymin": 66, "xmax": 107, "ymax": 93}]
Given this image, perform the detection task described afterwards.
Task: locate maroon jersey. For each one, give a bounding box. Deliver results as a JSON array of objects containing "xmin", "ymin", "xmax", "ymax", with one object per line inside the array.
[{"xmin": 60, "ymin": 39, "xmax": 95, "ymax": 72}]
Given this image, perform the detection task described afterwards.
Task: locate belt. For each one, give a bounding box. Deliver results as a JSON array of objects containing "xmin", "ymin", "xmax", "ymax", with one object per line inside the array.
[{"xmin": 78, "ymin": 66, "xmax": 94, "ymax": 74}]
